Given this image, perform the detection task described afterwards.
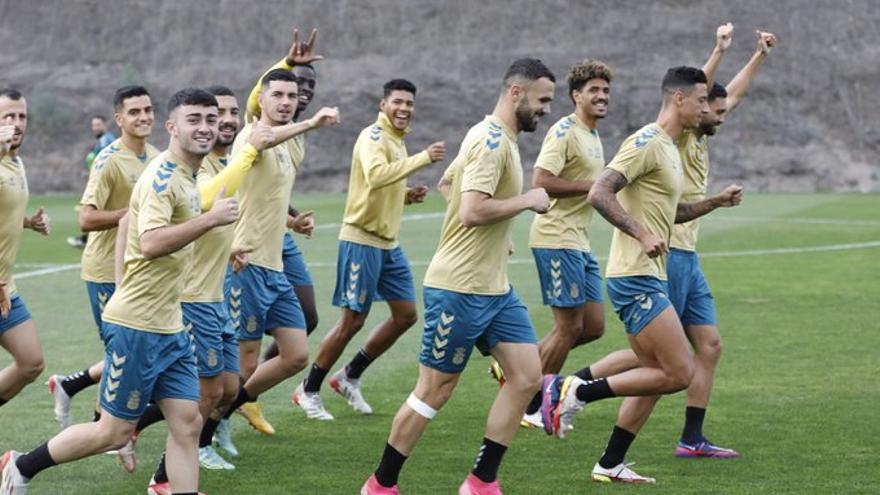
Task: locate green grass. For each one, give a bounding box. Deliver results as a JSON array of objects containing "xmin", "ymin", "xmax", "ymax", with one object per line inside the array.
[{"xmin": 2, "ymin": 192, "xmax": 879, "ymax": 494}]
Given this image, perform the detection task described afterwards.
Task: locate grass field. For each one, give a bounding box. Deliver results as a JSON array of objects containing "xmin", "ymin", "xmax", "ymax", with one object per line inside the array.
[{"xmin": 2, "ymin": 192, "xmax": 879, "ymax": 494}]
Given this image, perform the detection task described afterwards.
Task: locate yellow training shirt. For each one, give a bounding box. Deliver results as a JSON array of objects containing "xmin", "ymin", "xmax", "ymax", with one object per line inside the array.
[
  {"xmin": 339, "ymin": 112, "xmax": 432, "ymax": 249},
  {"xmin": 230, "ymin": 124, "xmax": 296, "ymax": 272},
  {"xmin": 102, "ymin": 151, "xmax": 201, "ymax": 333},
  {"xmin": 80, "ymin": 139, "xmax": 159, "ymax": 283},
  {"xmin": 424, "ymin": 116, "xmax": 522, "ymax": 295},
  {"xmin": 181, "ymin": 151, "xmax": 235, "ymax": 303},
  {"xmin": 605, "ymin": 123, "xmax": 683, "ymax": 280},
  {"xmin": 0, "ymin": 155, "xmax": 28, "ymax": 297},
  {"xmin": 528, "ymin": 113, "xmax": 604, "ymax": 252},
  {"xmin": 670, "ymin": 130, "xmax": 709, "ymax": 251}
]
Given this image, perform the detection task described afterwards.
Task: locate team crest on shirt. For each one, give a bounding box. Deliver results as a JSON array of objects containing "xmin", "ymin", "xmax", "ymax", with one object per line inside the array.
[
  {"xmin": 207, "ymin": 349, "xmax": 219, "ymax": 368},
  {"xmin": 126, "ymin": 390, "xmax": 141, "ymax": 411}
]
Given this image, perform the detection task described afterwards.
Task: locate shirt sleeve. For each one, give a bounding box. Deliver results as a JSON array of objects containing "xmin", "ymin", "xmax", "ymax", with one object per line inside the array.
[
  {"xmin": 357, "ymin": 131, "xmax": 431, "ymax": 189},
  {"xmin": 460, "ymin": 138, "xmax": 507, "ymax": 197},
  {"xmin": 606, "ymin": 135, "xmax": 656, "ymax": 184},
  {"xmin": 80, "ymin": 157, "xmax": 116, "ymax": 209},
  {"xmin": 533, "ymin": 125, "xmax": 567, "ymax": 175},
  {"xmin": 137, "ymin": 176, "xmax": 176, "ymax": 235},
  {"xmin": 199, "ymin": 144, "xmax": 259, "ymax": 211}
]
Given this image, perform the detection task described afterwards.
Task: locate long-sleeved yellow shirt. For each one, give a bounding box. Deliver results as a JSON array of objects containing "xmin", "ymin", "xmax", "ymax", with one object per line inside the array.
[{"xmin": 339, "ymin": 112, "xmax": 432, "ymax": 249}]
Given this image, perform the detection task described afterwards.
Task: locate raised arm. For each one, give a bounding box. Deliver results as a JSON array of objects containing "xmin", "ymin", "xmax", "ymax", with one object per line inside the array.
[
  {"xmin": 726, "ymin": 30, "xmax": 777, "ymax": 114},
  {"xmin": 587, "ymin": 169, "xmax": 666, "ymax": 258},
  {"xmin": 246, "ymin": 27, "xmax": 324, "ymax": 120},
  {"xmin": 675, "ymin": 184, "xmax": 743, "ymax": 223},
  {"xmin": 702, "ymin": 22, "xmax": 734, "ymax": 89},
  {"xmin": 268, "ymin": 106, "xmax": 340, "ymax": 147}
]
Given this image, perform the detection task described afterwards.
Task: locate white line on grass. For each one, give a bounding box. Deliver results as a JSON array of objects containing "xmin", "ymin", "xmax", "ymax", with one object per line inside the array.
[{"xmin": 15, "ymin": 263, "xmax": 80, "ymax": 280}]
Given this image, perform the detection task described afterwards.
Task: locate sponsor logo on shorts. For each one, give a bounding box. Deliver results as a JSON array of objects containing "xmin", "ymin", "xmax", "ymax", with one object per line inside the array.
[
  {"xmin": 569, "ymin": 283, "xmax": 580, "ymax": 299},
  {"xmin": 634, "ymin": 293, "xmax": 653, "ymax": 311},
  {"xmin": 247, "ymin": 316, "xmax": 258, "ymax": 334},
  {"xmin": 452, "ymin": 347, "xmax": 466, "ymax": 366},
  {"xmin": 207, "ymin": 349, "xmax": 219, "ymax": 368},
  {"xmin": 550, "ymin": 258, "xmax": 563, "ymax": 298}
]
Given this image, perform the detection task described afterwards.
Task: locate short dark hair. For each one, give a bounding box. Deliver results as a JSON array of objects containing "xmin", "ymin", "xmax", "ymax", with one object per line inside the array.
[
  {"xmin": 708, "ymin": 82, "xmax": 728, "ymax": 102},
  {"xmin": 205, "ymin": 85, "xmax": 236, "ymax": 98},
  {"xmin": 261, "ymin": 69, "xmax": 299, "ymax": 89},
  {"xmin": 91, "ymin": 114, "xmax": 107, "ymax": 122},
  {"xmin": 503, "ymin": 58, "xmax": 556, "ymax": 87},
  {"xmin": 0, "ymin": 88, "xmax": 24, "ymax": 100},
  {"xmin": 383, "ymin": 79, "xmax": 417, "ymax": 98},
  {"xmin": 661, "ymin": 66, "xmax": 707, "ymax": 94},
  {"xmin": 167, "ymin": 88, "xmax": 218, "ymax": 115},
  {"xmin": 113, "ymin": 86, "xmax": 150, "ymax": 111}
]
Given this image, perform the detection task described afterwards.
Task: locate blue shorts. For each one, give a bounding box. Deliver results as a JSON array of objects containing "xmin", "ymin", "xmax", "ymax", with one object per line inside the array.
[
  {"xmin": 606, "ymin": 276, "xmax": 672, "ymax": 336},
  {"xmin": 232, "ymin": 264, "xmax": 306, "ymax": 341},
  {"xmin": 418, "ymin": 287, "xmax": 536, "ymax": 374},
  {"xmin": 0, "ymin": 295, "xmax": 32, "ymax": 335},
  {"xmin": 99, "ymin": 323, "xmax": 199, "ymax": 421},
  {"xmin": 667, "ymin": 249, "xmax": 717, "ymax": 326},
  {"xmin": 183, "ymin": 302, "xmax": 240, "ymax": 377},
  {"xmin": 85, "ymin": 281, "xmax": 116, "ymax": 343},
  {"xmin": 282, "ymin": 232, "xmax": 314, "ymax": 287},
  {"xmin": 332, "ymin": 241, "xmax": 416, "ymax": 313},
  {"xmin": 532, "ymin": 248, "xmax": 603, "ymax": 307}
]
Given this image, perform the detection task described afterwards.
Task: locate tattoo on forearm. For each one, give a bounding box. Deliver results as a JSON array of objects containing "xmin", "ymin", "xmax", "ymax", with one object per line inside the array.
[
  {"xmin": 675, "ymin": 199, "xmax": 714, "ymax": 223},
  {"xmin": 590, "ymin": 170, "xmax": 643, "ymax": 239}
]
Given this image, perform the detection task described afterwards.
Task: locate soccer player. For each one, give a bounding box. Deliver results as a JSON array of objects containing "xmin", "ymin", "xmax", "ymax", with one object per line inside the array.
[
  {"xmin": 221, "ymin": 69, "xmax": 340, "ymax": 432},
  {"xmin": 496, "ymin": 60, "xmax": 624, "ymax": 429},
  {"xmin": 1, "ymin": 88, "xmax": 239, "ymax": 495},
  {"xmin": 542, "ymin": 67, "xmax": 743, "ymax": 484},
  {"xmin": 670, "ymin": 26, "xmax": 777, "ymax": 458},
  {"xmin": 293, "ymin": 78, "xmax": 446, "ymax": 420},
  {"xmin": 229, "ymin": 30, "xmax": 325, "ymax": 436},
  {"xmin": 69, "ymin": 115, "xmax": 118, "ymax": 249},
  {"xmin": 361, "ymin": 58, "xmax": 554, "ymax": 495},
  {"xmin": 0, "ymin": 89, "xmax": 50, "ymax": 410},
  {"xmin": 48, "ymin": 86, "xmax": 159, "ymax": 430}
]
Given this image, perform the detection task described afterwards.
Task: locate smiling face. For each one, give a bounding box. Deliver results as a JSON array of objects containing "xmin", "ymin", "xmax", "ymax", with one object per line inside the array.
[
  {"xmin": 292, "ymin": 65, "xmax": 317, "ymax": 115},
  {"xmin": 214, "ymin": 95, "xmax": 240, "ymax": 146},
  {"xmin": 512, "ymin": 77, "xmax": 555, "ymax": 133},
  {"xmin": 574, "ymin": 77, "xmax": 611, "ymax": 121},
  {"xmin": 0, "ymin": 96, "xmax": 27, "ymax": 150},
  {"xmin": 115, "ymin": 95, "xmax": 154, "ymax": 140},
  {"xmin": 380, "ymin": 89, "xmax": 415, "ymax": 131},
  {"xmin": 168, "ymin": 104, "xmax": 218, "ymax": 157}
]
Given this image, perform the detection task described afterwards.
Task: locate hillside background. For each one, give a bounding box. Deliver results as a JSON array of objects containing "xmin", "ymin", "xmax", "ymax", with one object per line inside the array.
[{"xmin": 1, "ymin": 0, "xmax": 877, "ymax": 193}]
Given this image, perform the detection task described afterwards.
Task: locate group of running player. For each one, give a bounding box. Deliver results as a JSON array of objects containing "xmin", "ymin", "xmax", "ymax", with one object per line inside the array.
[{"xmin": 0, "ymin": 23, "xmax": 776, "ymax": 495}]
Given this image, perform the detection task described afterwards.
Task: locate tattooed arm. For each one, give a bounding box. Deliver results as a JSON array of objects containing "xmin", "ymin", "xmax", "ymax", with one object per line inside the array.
[
  {"xmin": 676, "ymin": 184, "xmax": 743, "ymax": 223},
  {"xmin": 588, "ymin": 169, "xmax": 667, "ymax": 258}
]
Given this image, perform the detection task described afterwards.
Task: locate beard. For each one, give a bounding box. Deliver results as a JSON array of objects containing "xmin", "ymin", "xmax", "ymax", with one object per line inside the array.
[
  {"xmin": 515, "ymin": 100, "xmax": 538, "ymax": 133},
  {"xmin": 697, "ymin": 122, "xmax": 718, "ymax": 136}
]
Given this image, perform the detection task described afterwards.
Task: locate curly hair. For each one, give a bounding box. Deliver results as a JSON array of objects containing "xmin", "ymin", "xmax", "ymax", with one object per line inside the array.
[{"xmin": 567, "ymin": 60, "xmax": 613, "ymax": 103}]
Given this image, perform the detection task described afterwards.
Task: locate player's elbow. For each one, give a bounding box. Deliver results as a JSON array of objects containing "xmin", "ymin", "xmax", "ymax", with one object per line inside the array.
[
  {"xmin": 458, "ymin": 208, "xmax": 481, "ymax": 228},
  {"xmin": 78, "ymin": 210, "xmax": 97, "ymax": 232},
  {"xmin": 139, "ymin": 237, "xmax": 162, "ymax": 260}
]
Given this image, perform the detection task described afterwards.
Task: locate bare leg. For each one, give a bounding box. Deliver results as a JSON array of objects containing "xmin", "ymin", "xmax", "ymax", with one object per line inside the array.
[
  {"xmin": 244, "ymin": 328, "xmax": 308, "ymax": 397},
  {"xmin": 485, "ymin": 343, "xmax": 542, "ymax": 444},
  {"xmin": 0, "ymin": 320, "xmax": 44, "ymax": 402},
  {"xmin": 361, "ymin": 300, "xmax": 418, "ymax": 359},
  {"xmin": 158, "ymin": 398, "xmax": 202, "ymax": 493}
]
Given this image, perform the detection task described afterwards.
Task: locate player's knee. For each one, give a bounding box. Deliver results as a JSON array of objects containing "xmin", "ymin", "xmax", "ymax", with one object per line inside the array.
[
  {"xmin": 173, "ymin": 408, "xmax": 204, "ymax": 440},
  {"xmin": 394, "ymin": 310, "xmax": 418, "ymax": 331},
  {"xmin": 201, "ymin": 381, "xmax": 224, "ymax": 406},
  {"xmin": 18, "ymin": 355, "xmax": 45, "ymax": 382},
  {"xmin": 220, "ymin": 384, "xmax": 238, "ymax": 408},
  {"xmin": 668, "ymin": 362, "xmax": 695, "ymax": 392},
  {"xmin": 697, "ymin": 335, "xmax": 722, "ymax": 364},
  {"xmin": 281, "ymin": 348, "xmax": 309, "ymax": 374},
  {"xmin": 505, "ymin": 368, "xmax": 543, "ymax": 396},
  {"xmin": 100, "ymin": 422, "xmax": 137, "ymax": 450}
]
